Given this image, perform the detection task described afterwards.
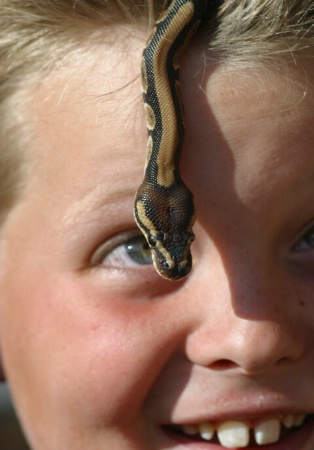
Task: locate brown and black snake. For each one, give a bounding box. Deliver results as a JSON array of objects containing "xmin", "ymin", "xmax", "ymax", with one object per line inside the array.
[{"xmin": 134, "ymin": 0, "xmax": 207, "ymax": 280}]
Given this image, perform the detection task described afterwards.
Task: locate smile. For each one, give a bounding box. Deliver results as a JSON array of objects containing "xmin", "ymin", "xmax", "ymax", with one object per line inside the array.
[{"xmin": 170, "ymin": 414, "xmax": 311, "ymax": 448}]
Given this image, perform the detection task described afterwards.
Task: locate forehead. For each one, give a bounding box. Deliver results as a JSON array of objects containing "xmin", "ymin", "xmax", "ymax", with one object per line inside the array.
[
  {"xmin": 181, "ymin": 53, "xmax": 314, "ymax": 190},
  {"xmin": 202, "ymin": 57, "xmax": 314, "ymax": 129},
  {"xmin": 22, "ymin": 31, "xmax": 146, "ymax": 172},
  {"xmin": 19, "ymin": 39, "xmax": 314, "ymax": 211}
]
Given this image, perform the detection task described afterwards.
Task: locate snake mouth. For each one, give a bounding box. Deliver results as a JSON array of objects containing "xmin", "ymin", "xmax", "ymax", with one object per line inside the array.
[
  {"xmin": 155, "ymin": 254, "xmax": 192, "ymax": 280},
  {"xmin": 160, "ymin": 260, "xmax": 191, "ymax": 280},
  {"xmin": 150, "ymin": 233, "xmax": 194, "ymax": 280}
]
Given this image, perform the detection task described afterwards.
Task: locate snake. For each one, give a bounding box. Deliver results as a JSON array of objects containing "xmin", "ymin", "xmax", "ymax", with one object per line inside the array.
[{"xmin": 134, "ymin": 0, "xmax": 207, "ymax": 280}]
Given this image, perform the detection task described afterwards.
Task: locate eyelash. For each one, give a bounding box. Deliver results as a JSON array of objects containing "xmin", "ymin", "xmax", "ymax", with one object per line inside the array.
[
  {"xmin": 293, "ymin": 224, "xmax": 314, "ymax": 252},
  {"xmin": 92, "ymin": 232, "xmax": 153, "ymax": 269}
]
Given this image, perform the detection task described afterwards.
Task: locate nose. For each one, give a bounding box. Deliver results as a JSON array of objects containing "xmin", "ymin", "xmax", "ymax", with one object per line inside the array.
[
  {"xmin": 187, "ymin": 317, "xmax": 302, "ymax": 375},
  {"xmin": 185, "ymin": 254, "xmax": 306, "ymax": 375}
]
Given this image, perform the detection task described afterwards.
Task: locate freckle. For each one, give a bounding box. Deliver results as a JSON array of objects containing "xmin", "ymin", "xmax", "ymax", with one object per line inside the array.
[{"xmin": 299, "ymin": 300, "xmax": 305, "ymax": 307}]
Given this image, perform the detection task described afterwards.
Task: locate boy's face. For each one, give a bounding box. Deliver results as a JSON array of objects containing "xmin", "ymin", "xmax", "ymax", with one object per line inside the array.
[{"xmin": 0, "ymin": 29, "xmax": 314, "ymax": 450}]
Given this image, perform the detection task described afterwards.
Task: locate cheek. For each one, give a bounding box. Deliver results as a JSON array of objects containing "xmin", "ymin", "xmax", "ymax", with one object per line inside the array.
[{"xmin": 0, "ymin": 266, "xmax": 177, "ymax": 430}]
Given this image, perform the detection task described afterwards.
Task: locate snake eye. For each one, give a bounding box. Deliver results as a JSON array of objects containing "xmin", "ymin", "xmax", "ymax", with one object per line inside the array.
[{"xmin": 148, "ymin": 236, "xmax": 157, "ymax": 247}]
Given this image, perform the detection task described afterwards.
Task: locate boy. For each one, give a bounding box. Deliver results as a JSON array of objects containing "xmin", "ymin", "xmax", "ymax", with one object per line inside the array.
[{"xmin": 0, "ymin": 1, "xmax": 314, "ymax": 449}]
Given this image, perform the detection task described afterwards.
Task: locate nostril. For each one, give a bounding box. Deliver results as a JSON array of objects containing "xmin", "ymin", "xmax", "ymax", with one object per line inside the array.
[
  {"xmin": 209, "ymin": 359, "xmax": 238, "ymax": 371},
  {"xmin": 208, "ymin": 356, "xmax": 293, "ymax": 372},
  {"xmin": 277, "ymin": 356, "xmax": 293, "ymax": 366}
]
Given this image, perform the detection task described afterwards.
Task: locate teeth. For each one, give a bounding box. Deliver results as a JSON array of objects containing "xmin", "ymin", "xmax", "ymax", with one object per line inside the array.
[
  {"xmin": 181, "ymin": 424, "xmax": 198, "ymax": 436},
  {"xmin": 199, "ymin": 422, "xmax": 214, "ymax": 441},
  {"xmin": 293, "ymin": 414, "xmax": 306, "ymax": 426},
  {"xmin": 254, "ymin": 419, "xmax": 280, "ymax": 445},
  {"xmin": 217, "ymin": 421, "xmax": 250, "ymax": 448},
  {"xmin": 283, "ymin": 414, "xmax": 294, "ymax": 429},
  {"xmin": 179, "ymin": 414, "xmax": 308, "ymax": 447}
]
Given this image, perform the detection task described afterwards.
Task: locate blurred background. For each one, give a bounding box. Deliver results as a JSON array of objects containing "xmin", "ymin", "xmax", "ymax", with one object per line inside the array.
[{"xmin": 0, "ymin": 383, "xmax": 30, "ymax": 450}]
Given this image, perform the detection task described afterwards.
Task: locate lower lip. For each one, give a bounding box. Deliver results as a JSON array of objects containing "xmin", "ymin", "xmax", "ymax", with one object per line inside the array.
[{"xmin": 163, "ymin": 418, "xmax": 314, "ymax": 450}]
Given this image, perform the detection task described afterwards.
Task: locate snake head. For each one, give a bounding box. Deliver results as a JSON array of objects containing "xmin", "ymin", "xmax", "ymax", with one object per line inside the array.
[
  {"xmin": 147, "ymin": 229, "xmax": 194, "ymax": 280},
  {"xmin": 134, "ymin": 183, "xmax": 196, "ymax": 280}
]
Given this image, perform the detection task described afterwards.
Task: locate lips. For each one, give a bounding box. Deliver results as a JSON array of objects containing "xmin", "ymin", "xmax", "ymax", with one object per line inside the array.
[{"xmin": 164, "ymin": 414, "xmax": 314, "ymax": 448}]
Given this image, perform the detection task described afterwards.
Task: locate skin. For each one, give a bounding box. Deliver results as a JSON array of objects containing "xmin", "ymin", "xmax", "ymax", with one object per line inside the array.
[{"xmin": 0, "ymin": 26, "xmax": 314, "ymax": 450}]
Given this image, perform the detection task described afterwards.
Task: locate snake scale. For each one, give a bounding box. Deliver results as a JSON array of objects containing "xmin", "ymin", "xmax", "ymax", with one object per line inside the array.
[{"xmin": 134, "ymin": 0, "xmax": 207, "ymax": 280}]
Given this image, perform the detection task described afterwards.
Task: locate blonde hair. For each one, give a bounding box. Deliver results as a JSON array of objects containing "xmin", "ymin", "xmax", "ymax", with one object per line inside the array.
[
  {"xmin": 211, "ymin": 1, "xmax": 314, "ymax": 59},
  {"xmin": 0, "ymin": 0, "xmax": 314, "ymax": 219}
]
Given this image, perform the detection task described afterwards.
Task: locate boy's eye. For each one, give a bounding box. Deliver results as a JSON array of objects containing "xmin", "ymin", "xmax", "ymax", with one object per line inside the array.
[
  {"xmin": 124, "ymin": 235, "xmax": 153, "ymax": 265},
  {"xmin": 293, "ymin": 225, "xmax": 314, "ymax": 251},
  {"xmin": 93, "ymin": 233, "xmax": 153, "ymax": 268}
]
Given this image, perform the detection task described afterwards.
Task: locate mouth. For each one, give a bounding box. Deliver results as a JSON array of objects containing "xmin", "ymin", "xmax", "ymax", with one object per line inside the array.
[{"xmin": 164, "ymin": 414, "xmax": 314, "ymax": 448}]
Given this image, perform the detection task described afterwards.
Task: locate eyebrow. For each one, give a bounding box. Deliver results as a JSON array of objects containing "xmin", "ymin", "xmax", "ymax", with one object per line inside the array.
[
  {"xmin": 62, "ymin": 185, "xmax": 135, "ymax": 230},
  {"xmin": 284, "ymin": 169, "xmax": 314, "ymax": 198}
]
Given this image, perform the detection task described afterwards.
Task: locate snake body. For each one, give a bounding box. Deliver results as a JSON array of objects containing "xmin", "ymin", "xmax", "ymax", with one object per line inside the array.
[{"xmin": 134, "ymin": 0, "xmax": 207, "ymax": 280}]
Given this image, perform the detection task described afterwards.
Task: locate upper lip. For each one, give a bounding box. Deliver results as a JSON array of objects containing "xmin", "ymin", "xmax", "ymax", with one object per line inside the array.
[
  {"xmin": 164, "ymin": 406, "xmax": 314, "ymax": 426},
  {"xmin": 149, "ymin": 372, "xmax": 314, "ymax": 426},
  {"xmin": 166, "ymin": 414, "xmax": 313, "ymax": 429}
]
